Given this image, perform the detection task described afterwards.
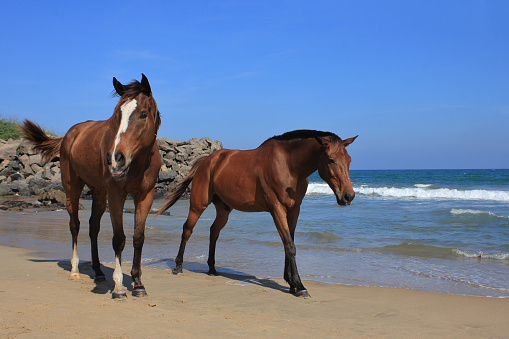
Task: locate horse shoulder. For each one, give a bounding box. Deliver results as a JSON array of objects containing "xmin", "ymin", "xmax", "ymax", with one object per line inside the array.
[
  {"xmin": 143, "ymin": 142, "xmax": 163, "ymax": 183},
  {"xmin": 260, "ymin": 142, "xmax": 308, "ymax": 209}
]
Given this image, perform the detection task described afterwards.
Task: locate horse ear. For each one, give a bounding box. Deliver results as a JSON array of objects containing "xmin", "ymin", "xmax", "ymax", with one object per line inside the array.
[
  {"xmin": 343, "ymin": 135, "xmax": 358, "ymax": 147},
  {"xmin": 141, "ymin": 73, "xmax": 152, "ymax": 96},
  {"xmin": 315, "ymin": 136, "xmax": 330, "ymax": 148},
  {"xmin": 113, "ymin": 77, "xmax": 126, "ymax": 96}
]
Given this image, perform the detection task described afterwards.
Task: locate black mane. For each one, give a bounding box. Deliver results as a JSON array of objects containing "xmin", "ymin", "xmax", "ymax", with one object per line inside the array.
[
  {"xmin": 111, "ymin": 80, "xmax": 145, "ymax": 100},
  {"xmin": 267, "ymin": 129, "xmax": 340, "ymax": 142}
]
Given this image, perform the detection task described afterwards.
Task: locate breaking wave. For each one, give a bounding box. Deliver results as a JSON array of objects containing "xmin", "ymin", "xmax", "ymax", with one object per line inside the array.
[
  {"xmin": 453, "ymin": 249, "xmax": 509, "ymax": 260},
  {"xmin": 306, "ymin": 183, "xmax": 509, "ymax": 202},
  {"xmin": 450, "ymin": 208, "xmax": 508, "ymax": 218}
]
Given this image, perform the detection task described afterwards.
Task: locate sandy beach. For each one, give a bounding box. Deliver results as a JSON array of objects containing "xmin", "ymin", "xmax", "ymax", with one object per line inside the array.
[{"xmin": 0, "ymin": 244, "xmax": 507, "ymax": 338}]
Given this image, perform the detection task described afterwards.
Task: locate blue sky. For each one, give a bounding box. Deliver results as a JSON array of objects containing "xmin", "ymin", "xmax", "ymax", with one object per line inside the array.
[{"xmin": 2, "ymin": 1, "xmax": 508, "ymax": 169}]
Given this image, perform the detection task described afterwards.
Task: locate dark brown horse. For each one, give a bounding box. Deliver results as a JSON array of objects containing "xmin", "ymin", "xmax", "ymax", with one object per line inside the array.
[
  {"xmin": 156, "ymin": 130, "xmax": 357, "ymax": 297},
  {"xmin": 22, "ymin": 74, "xmax": 161, "ymax": 298}
]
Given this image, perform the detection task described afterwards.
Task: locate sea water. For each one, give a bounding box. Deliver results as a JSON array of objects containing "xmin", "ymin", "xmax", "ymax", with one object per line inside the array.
[{"xmin": 1, "ymin": 169, "xmax": 508, "ymax": 297}]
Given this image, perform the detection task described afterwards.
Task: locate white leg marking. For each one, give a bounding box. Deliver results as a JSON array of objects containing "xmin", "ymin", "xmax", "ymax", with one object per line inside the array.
[
  {"xmin": 70, "ymin": 245, "xmax": 80, "ymax": 279},
  {"xmin": 111, "ymin": 99, "xmax": 137, "ymax": 167},
  {"xmin": 112, "ymin": 255, "xmax": 124, "ymax": 293}
]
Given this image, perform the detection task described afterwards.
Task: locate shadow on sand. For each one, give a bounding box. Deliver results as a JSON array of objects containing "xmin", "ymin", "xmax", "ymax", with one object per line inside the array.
[
  {"xmin": 29, "ymin": 259, "xmax": 131, "ymax": 295},
  {"xmin": 30, "ymin": 258, "xmax": 289, "ymax": 296},
  {"xmin": 147, "ymin": 258, "xmax": 290, "ymax": 294}
]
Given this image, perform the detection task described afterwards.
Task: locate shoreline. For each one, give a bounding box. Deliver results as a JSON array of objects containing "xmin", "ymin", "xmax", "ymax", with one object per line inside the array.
[
  {"xmin": 2, "ymin": 195, "xmax": 509, "ymax": 299},
  {"xmin": 1, "ymin": 243, "xmax": 508, "ymax": 337}
]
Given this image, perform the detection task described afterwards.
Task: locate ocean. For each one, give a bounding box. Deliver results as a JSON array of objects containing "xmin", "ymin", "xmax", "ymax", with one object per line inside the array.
[{"xmin": 1, "ymin": 169, "xmax": 508, "ymax": 297}]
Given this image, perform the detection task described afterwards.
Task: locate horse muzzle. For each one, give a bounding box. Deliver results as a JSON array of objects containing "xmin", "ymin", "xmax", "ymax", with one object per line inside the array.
[
  {"xmin": 106, "ymin": 151, "xmax": 130, "ymax": 180},
  {"xmin": 335, "ymin": 191, "xmax": 355, "ymax": 206}
]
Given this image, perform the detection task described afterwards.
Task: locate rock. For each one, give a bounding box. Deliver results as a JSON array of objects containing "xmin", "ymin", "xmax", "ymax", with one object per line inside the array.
[
  {"xmin": 156, "ymin": 138, "xmax": 172, "ymax": 152},
  {"xmin": 0, "ymin": 182, "xmax": 12, "ymax": 196},
  {"xmin": 0, "ymin": 200, "xmax": 35, "ymax": 211},
  {"xmin": 158, "ymin": 168, "xmax": 177, "ymax": 182},
  {"xmin": 28, "ymin": 154, "xmax": 42, "ymax": 166},
  {"xmin": 0, "ymin": 139, "xmax": 21, "ymax": 161},
  {"xmin": 8, "ymin": 180, "xmax": 30, "ymax": 196},
  {"xmin": 16, "ymin": 139, "xmax": 38, "ymax": 157},
  {"xmin": 30, "ymin": 163, "xmax": 43, "ymax": 173},
  {"xmin": 39, "ymin": 188, "xmax": 66, "ymax": 206}
]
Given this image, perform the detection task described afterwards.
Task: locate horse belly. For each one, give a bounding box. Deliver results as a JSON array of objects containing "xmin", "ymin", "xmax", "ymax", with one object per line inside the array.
[{"xmin": 213, "ymin": 174, "xmax": 266, "ymax": 212}]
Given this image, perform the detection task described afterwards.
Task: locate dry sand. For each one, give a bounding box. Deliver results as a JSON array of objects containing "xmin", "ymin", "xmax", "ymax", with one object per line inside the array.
[{"xmin": 0, "ymin": 244, "xmax": 508, "ymax": 338}]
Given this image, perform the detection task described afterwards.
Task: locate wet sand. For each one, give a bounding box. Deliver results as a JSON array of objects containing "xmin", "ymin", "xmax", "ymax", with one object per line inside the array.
[{"xmin": 1, "ymin": 244, "xmax": 508, "ymax": 338}]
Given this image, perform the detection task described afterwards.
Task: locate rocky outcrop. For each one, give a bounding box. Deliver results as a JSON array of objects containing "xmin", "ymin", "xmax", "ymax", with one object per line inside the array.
[
  {"xmin": 155, "ymin": 137, "xmax": 222, "ymax": 197},
  {"xmin": 0, "ymin": 136, "xmax": 222, "ymax": 198}
]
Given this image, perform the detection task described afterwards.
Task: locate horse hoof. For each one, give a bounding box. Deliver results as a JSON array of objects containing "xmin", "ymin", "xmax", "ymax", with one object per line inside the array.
[
  {"xmin": 172, "ymin": 267, "xmax": 182, "ymax": 275},
  {"xmin": 132, "ymin": 286, "xmax": 148, "ymax": 297},
  {"xmin": 207, "ymin": 269, "xmax": 218, "ymax": 276},
  {"xmin": 94, "ymin": 275, "xmax": 107, "ymax": 283},
  {"xmin": 69, "ymin": 273, "xmax": 80, "ymax": 280},
  {"xmin": 294, "ymin": 289, "xmax": 311, "ymax": 298},
  {"xmin": 112, "ymin": 291, "xmax": 127, "ymax": 299}
]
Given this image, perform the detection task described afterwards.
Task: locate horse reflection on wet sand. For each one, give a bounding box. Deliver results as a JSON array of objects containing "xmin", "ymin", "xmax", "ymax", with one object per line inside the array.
[
  {"xmin": 22, "ymin": 74, "xmax": 161, "ymax": 298},
  {"xmin": 156, "ymin": 130, "xmax": 357, "ymax": 297}
]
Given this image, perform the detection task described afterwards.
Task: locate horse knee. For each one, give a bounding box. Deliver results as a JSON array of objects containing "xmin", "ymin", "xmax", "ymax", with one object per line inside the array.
[
  {"xmin": 112, "ymin": 233, "xmax": 126, "ymax": 251},
  {"xmin": 133, "ymin": 232, "xmax": 145, "ymax": 249},
  {"xmin": 182, "ymin": 225, "xmax": 194, "ymax": 239},
  {"xmin": 284, "ymin": 242, "xmax": 297, "ymax": 257},
  {"xmin": 89, "ymin": 227, "xmax": 99, "ymax": 239},
  {"xmin": 69, "ymin": 221, "xmax": 80, "ymax": 235}
]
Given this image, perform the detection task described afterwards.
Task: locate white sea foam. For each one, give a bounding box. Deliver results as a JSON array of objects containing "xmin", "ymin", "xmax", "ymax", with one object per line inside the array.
[
  {"xmin": 415, "ymin": 184, "xmax": 435, "ymax": 188},
  {"xmin": 450, "ymin": 208, "xmax": 506, "ymax": 218},
  {"xmin": 357, "ymin": 186, "xmax": 509, "ymax": 201},
  {"xmin": 453, "ymin": 248, "xmax": 509, "ymax": 260},
  {"xmin": 306, "ymin": 182, "xmax": 509, "ymax": 202},
  {"xmin": 306, "ymin": 183, "xmax": 333, "ymax": 195}
]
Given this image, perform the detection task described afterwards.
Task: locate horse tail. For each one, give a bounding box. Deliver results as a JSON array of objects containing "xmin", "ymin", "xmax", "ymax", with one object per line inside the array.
[
  {"xmin": 155, "ymin": 156, "xmax": 208, "ymax": 217},
  {"xmin": 21, "ymin": 119, "xmax": 63, "ymax": 164}
]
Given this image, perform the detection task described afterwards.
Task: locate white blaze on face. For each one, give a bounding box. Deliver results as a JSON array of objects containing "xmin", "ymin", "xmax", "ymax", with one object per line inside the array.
[{"xmin": 111, "ymin": 99, "xmax": 137, "ymax": 167}]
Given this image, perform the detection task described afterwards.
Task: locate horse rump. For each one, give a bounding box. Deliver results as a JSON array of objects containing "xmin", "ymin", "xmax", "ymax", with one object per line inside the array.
[{"xmin": 155, "ymin": 156, "xmax": 208, "ymax": 217}]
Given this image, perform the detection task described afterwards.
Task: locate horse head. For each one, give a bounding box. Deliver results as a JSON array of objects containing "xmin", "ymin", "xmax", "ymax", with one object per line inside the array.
[
  {"xmin": 316, "ymin": 135, "xmax": 357, "ymax": 206},
  {"xmin": 106, "ymin": 74, "xmax": 161, "ymax": 180}
]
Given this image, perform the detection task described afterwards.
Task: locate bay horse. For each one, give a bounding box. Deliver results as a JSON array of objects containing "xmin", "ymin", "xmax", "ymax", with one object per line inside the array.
[
  {"xmin": 156, "ymin": 130, "xmax": 357, "ymax": 297},
  {"xmin": 22, "ymin": 74, "xmax": 161, "ymax": 298}
]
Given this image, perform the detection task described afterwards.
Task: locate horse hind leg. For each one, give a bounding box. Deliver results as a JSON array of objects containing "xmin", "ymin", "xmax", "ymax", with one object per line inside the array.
[
  {"xmin": 207, "ymin": 198, "xmax": 231, "ymax": 275},
  {"xmin": 89, "ymin": 189, "xmax": 107, "ymax": 282},
  {"xmin": 65, "ymin": 180, "xmax": 85, "ymax": 280},
  {"xmin": 173, "ymin": 204, "xmax": 207, "ymax": 274}
]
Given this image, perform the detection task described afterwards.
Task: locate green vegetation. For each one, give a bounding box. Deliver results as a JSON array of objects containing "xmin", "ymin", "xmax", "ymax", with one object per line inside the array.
[
  {"xmin": 0, "ymin": 116, "xmax": 22, "ymax": 140},
  {"xmin": 0, "ymin": 115, "xmax": 57, "ymax": 140}
]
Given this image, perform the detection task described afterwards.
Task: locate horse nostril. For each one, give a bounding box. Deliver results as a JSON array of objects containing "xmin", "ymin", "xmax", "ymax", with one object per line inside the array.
[
  {"xmin": 115, "ymin": 152, "xmax": 125, "ymax": 167},
  {"xmin": 345, "ymin": 192, "xmax": 355, "ymax": 203}
]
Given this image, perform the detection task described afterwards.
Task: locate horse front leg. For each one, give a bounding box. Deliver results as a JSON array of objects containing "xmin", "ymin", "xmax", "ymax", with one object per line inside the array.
[
  {"xmin": 130, "ymin": 189, "xmax": 155, "ymax": 297},
  {"xmin": 108, "ymin": 191, "xmax": 127, "ymax": 299},
  {"xmin": 271, "ymin": 205, "xmax": 309, "ymax": 297},
  {"xmin": 89, "ymin": 189, "xmax": 107, "ymax": 282}
]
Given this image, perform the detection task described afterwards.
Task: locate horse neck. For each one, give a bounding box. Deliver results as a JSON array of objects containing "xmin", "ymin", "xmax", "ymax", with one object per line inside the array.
[{"xmin": 285, "ymin": 139, "xmax": 322, "ymax": 179}]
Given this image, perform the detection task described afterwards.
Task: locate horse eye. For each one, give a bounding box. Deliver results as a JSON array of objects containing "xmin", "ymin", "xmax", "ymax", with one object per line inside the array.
[
  {"xmin": 328, "ymin": 158, "xmax": 335, "ymax": 164},
  {"xmin": 139, "ymin": 111, "xmax": 148, "ymax": 119}
]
